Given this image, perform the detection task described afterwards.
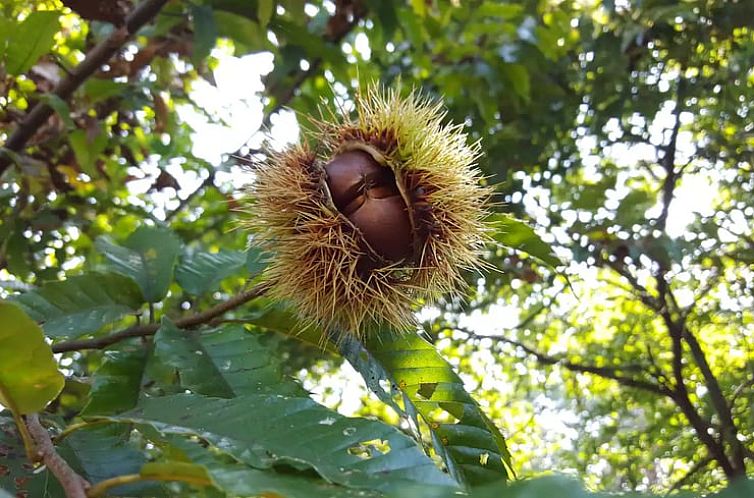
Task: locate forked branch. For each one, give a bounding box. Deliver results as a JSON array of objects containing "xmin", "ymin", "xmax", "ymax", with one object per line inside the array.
[{"xmin": 0, "ymin": 0, "xmax": 169, "ymax": 178}]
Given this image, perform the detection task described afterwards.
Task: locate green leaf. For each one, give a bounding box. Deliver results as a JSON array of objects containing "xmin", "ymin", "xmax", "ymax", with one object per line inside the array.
[
  {"xmin": 488, "ymin": 213, "xmax": 561, "ymax": 268},
  {"xmin": 175, "ymin": 249, "xmax": 246, "ymax": 296},
  {"xmin": 716, "ymin": 479, "xmax": 754, "ymax": 498},
  {"xmin": 96, "ymin": 226, "xmax": 183, "ymax": 302},
  {"xmin": 68, "ymin": 127, "xmax": 108, "ymax": 177},
  {"xmin": 150, "ymin": 319, "xmax": 235, "ymax": 397},
  {"xmin": 4, "ymin": 11, "xmax": 61, "ymax": 75},
  {"xmin": 410, "ymin": 0, "xmax": 426, "ymax": 17},
  {"xmin": 390, "ymin": 475, "xmax": 586, "ymax": 498},
  {"xmin": 571, "ymin": 180, "xmax": 614, "ymax": 210},
  {"xmin": 95, "ymin": 393, "xmax": 458, "ymax": 493},
  {"xmin": 82, "ymin": 79, "xmax": 129, "ymax": 103},
  {"xmin": 242, "ymin": 301, "xmax": 333, "ymax": 352},
  {"xmin": 81, "ymin": 349, "xmax": 148, "ymax": 415},
  {"xmin": 340, "ymin": 332, "xmax": 513, "ymax": 488},
  {"xmin": 0, "ymin": 302, "xmax": 64, "ymax": 414},
  {"xmin": 149, "ymin": 321, "xmax": 307, "ymax": 397},
  {"xmin": 615, "ymin": 189, "xmax": 654, "ymax": 226},
  {"xmin": 245, "ymin": 246, "xmax": 268, "ymax": 275},
  {"xmin": 139, "ymin": 461, "xmax": 213, "ymax": 487},
  {"xmin": 191, "ymin": 4, "xmax": 218, "ymax": 64},
  {"xmin": 214, "ymin": 11, "xmax": 268, "ymax": 54},
  {"xmin": 11, "ymin": 272, "xmax": 143, "ymax": 339},
  {"xmin": 475, "ymin": 3, "xmax": 523, "ymax": 19},
  {"xmin": 273, "ymin": 20, "xmax": 344, "ymax": 64},
  {"xmin": 257, "ymin": 0, "xmax": 274, "ymax": 28},
  {"xmin": 502, "ymin": 64, "xmax": 530, "ymax": 101},
  {"xmin": 367, "ymin": 0, "xmax": 398, "ymax": 40},
  {"xmin": 38, "ymin": 94, "xmax": 74, "ymax": 129},
  {"xmin": 62, "ymin": 425, "xmax": 156, "ymax": 497}
]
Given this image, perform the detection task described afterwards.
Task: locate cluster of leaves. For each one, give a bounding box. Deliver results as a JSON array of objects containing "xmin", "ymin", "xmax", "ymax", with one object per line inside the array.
[
  {"xmin": 1, "ymin": 0, "xmax": 753, "ymax": 495},
  {"xmin": 0, "ymin": 222, "xmax": 518, "ymax": 496}
]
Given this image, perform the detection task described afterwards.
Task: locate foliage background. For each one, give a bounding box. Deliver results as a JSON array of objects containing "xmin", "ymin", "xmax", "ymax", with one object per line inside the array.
[{"xmin": 0, "ymin": 0, "xmax": 752, "ymax": 496}]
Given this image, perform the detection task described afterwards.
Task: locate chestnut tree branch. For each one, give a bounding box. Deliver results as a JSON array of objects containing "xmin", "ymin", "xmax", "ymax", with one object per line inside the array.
[
  {"xmin": 52, "ymin": 282, "xmax": 270, "ymax": 353},
  {"xmin": 26, "ymin": 414, "xmax": 90, "ymax": 498},
  {"xmin": 655, "ymin": 77, "xmax": 686, "ymax": 232},
  {"xmin": 456, "ymin": 327, "xmax": 673, "ymax": 397},
  {"xmin": 682, "ymin": 325, "xmax": 747, "ymax": 472},
  {"xmin": 663, "ymin": 312, "xmax": 735, "ymax": 477},
  {"xmin": 0, "ymin": 0, "xmax": 169, "ymax": 179},
  {"xmin": 260, "ymin": 0, "xmax": 366, "ymax": 129}
]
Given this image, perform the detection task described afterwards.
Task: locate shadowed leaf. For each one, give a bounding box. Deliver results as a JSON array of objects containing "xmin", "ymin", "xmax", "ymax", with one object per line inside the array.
[
  {"xmin": 175, "ymin": 249, "xmax": 246, "ymax": 296},
  {"xmin": 96, "ymin": 226, "xmax": 182, "ymax": 302},
  {"xmin": 11, "ymin": 272, "xmax": 143, "ymax": 339},
  {"xmin": 81, "ymin": 349, "xmax": 148, "ymax": 416}
]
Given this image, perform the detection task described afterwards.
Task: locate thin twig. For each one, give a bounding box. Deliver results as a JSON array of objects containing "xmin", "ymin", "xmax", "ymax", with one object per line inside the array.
[
  {"xmin": 87, "ymin": 473, "xmax": 212, "ymax": 498},
  {"xmin": 655, "ymin": 77, "xmax": 686, "ymax": 232},
  {"xmin": 164, "ymin": 171, "xmax": 216, "ymax": 222},
  {"xmin": 86, "ymin": 475, "xmax": 142, "ymax": 498},
  {"xmin": 456, "ymin": 327, "xmax": 672, "ymax": 397},
  {"xmin": 665, "ymin": 456, "xmax": 713, "ymax": 495},
  {"xmin": 26, "ymin": 414, "xmax": 90, "ymax": 498},
  {"xmin": 0, "ymin": 0, "xmax": 169, "ymax": 179},
  {"xmin": 52, "ymin": 282, "xmax": 270, "ymax": 353}
]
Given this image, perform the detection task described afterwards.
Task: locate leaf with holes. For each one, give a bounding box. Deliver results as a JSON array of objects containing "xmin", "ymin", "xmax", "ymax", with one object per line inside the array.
[
  {"xmin": 96, "ymin": 226, "xmax": 182, "ymax": 302},
  {"xmin": 151, "ymin": 434, "xmax": 382, "ymax": 497},
  {"xmin": 0, "ymin": 417, "xmax": 65, "ymax": 497},
  {"xmin": 0, "ymin": 302, "xmax": 64, "ymax": 414},
  {"xmin": 11, "ymin": 272, "xmax": 143, "ymax": 339},
  {"xmin": 340, "ymin": 333, "xmax": 513, "ymax": 488},
  {"xmin": 175, "ymin": 249, "xmax": 247, "ymax": 296},
  {"xmin": 92, "ymin": 392, "xmax": 458, "ymax": 493}
]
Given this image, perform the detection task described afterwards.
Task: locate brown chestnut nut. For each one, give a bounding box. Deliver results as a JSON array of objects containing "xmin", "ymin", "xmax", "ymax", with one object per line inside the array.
[
  {"xmin": 324, "ymin": 150, "xmax": 413, "ymax": 264},
  {"xmin": 348, "ymin": 195, "xmax": 413, "ymax": 262},
  {"xmin": 325, "ymin": 150, "xmax": 393, "ymax": 210}
]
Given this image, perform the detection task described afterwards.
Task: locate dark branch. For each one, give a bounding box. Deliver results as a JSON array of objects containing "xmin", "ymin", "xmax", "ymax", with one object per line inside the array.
[
  {"xmin": 665, "ymin": 314, "xmax": 735, "ymax": 477},
  {"xmin": 655, "ymin": 77, "xmax": 686, "ymax": 232},
  {"xmin": 52, "ymin": 282, "xmax": 269, "ymax": 353},
  {"xmin": 458, "ymin": 328, "xmax": 673, "ymax": 397},
  {"xmin": 26, "ymin": 414, "xmax": 90, "ymax": 498},
  {"xmin": 604, "ymin": 258, "xmax": 661, "ymax": 311},
  {"xmin": 0, "ymin": 0, "xmax": 169, "ymax": 179},
  {"xmin": 682, "ymin": 327, "xmax": 747, "ymax": 473}
]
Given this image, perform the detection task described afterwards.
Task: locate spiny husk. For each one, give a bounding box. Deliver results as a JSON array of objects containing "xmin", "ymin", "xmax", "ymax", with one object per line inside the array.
[{"xmin": 242, "ymin": 84, "xmax": 490, "ymax": 338}]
